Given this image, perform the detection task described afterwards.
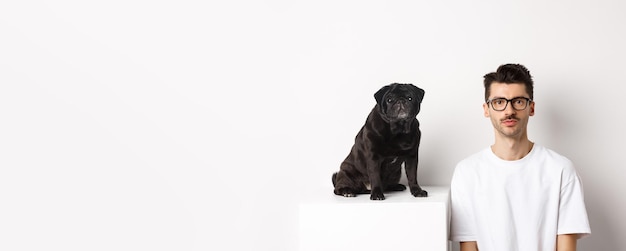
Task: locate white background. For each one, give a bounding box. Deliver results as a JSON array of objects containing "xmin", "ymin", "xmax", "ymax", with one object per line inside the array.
[{"xmin": 1, "ymin": 1, "xmax": 624, "ymax": 250}]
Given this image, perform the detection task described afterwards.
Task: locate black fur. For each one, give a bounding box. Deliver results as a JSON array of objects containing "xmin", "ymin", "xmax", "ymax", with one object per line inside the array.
[{"xmin": 332, "ymin": 83, "xmax": 427, "ymax": 200}]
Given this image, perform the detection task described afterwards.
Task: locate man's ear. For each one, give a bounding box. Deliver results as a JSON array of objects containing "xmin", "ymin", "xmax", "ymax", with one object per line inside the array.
[{"xmin": 483, "ymin": 103, "xmax": 490, "ymax": 117}]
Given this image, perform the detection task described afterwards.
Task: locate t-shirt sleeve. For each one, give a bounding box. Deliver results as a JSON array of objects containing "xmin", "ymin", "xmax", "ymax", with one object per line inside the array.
[
  {"xmin": 449, "ymin": 163, "xmax": 477, "ymax": 242},
  {"xmin": 557, "ymin": 163, "xmax": 591, "ymax": 238}
]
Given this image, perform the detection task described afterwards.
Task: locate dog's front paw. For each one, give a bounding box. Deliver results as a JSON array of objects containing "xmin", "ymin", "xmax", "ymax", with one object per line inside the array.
[
  {"xmin": 410, "ymin": 186, "xmax": 428, "ymax": 197},
  {"xmin": 370, "ymin": 188, "xmax": 385, "ymax": 200}
]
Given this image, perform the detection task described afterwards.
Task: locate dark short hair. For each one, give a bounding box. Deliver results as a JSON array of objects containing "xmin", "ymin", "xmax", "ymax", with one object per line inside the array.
[{"xmin": 483, "ymin": 64, "xmax": 534, "ymax": 102}]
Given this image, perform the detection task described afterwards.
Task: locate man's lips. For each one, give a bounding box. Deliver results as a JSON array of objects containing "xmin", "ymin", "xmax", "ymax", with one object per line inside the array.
[{"xmin": 502, "ymin": 119, "xmax": 518, "ymax": 126}]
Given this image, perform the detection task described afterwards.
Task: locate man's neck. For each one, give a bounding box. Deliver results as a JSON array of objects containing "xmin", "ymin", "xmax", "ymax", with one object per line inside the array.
[{"xmin": 491, "ymin": 138, "xmax": 534, "ymax": 161}]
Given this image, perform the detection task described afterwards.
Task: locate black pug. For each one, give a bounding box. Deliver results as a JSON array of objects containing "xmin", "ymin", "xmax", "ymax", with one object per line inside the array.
[{"xmin": 332, "ymin": 83, "xmax": 427, "ymax": 200}]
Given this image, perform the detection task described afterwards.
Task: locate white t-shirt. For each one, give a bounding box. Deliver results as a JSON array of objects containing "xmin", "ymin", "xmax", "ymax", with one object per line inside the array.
[{"xmin": 449, "ymin": 144, "xmax": 591, "ymax": 251}]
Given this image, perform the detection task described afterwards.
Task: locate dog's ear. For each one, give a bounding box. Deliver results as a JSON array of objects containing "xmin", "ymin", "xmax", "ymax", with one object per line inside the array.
[
  {"xmin": 410, "ymin": 84, "xmax": 425, "ymax": 102},
  {"xmin": 374, "ymin": 84, "xmax": 393, "ymax": 104}
]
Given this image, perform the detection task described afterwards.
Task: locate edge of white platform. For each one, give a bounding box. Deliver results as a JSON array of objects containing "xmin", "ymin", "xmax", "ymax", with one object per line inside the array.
[{"xmin": 298, "ymin": 185, "xmax": 451, "ymax": 251}]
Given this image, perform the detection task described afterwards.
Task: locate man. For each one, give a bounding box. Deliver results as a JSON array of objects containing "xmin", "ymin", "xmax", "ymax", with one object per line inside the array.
[{"xmin": 449, "ymin": 64, "xmax": 591, "ymax": 251}]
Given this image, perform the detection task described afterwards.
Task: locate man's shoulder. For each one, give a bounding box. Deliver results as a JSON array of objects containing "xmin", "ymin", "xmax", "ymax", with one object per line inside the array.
[
  {"xmin": 533, "ymin": 145, "xmax": 578, "ymax": 177},
  {"xmin": 533, "ymin": 144, "xmax": 573, "ymax": 164}
]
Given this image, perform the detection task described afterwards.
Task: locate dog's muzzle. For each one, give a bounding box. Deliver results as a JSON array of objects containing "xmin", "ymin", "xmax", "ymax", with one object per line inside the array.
[{"xmin": 392, "ymin": 101, "xmax": 410, "ymax": 119}]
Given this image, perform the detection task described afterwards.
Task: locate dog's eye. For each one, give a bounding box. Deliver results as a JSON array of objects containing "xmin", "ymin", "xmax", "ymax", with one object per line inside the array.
[
  {"xmin": 387, "ymin": 98, "xmax": 393, "ymax": 103},
  {"xmin": 407, "ymin": 97, "xmax": 412, "ymax": 101}
]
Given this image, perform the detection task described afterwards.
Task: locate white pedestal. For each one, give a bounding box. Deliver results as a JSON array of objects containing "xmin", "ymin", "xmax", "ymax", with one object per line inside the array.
[{"xmin": 298, "ymin": 186, "xmax": 450, "ymax": 251}]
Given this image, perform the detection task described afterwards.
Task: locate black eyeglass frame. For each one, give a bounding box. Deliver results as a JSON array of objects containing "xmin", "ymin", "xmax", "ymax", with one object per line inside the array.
[{"xmin": 486, "ymin": 97, "xmax": 533, "ymax": 111}]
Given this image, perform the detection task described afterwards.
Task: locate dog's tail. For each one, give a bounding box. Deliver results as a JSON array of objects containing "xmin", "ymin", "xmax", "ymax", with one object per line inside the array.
[{"xmin": 332, "ymin": 172, "xmax": 338, "ymax": 187}]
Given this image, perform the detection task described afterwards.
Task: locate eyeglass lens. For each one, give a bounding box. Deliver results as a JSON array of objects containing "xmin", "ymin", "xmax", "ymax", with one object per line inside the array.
[{"xmin": 490, "ymin": 98, "xmax": 530, "ymax": 111}]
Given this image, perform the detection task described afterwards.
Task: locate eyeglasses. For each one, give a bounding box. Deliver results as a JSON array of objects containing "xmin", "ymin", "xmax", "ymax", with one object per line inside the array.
[{"xmin": 486, "ymin": 97, "xmax": 532, "ymax": 111}]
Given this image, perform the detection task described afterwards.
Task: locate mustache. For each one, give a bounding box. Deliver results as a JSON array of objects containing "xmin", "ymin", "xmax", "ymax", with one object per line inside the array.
[{"xmin": 501, "ymin": 116, "xmax": 518, "ymax": 121}]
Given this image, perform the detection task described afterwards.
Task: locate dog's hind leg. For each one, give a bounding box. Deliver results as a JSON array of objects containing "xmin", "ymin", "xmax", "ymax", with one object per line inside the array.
[{"xmin": 333, "ymin": 170, "xmax": 369, "ymax": 197}]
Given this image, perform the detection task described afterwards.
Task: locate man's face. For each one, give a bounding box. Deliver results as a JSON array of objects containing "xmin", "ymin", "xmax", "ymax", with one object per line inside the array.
[{"xmin": 483, "ymin": 82, "xmax": 535, "ymax": 139}]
